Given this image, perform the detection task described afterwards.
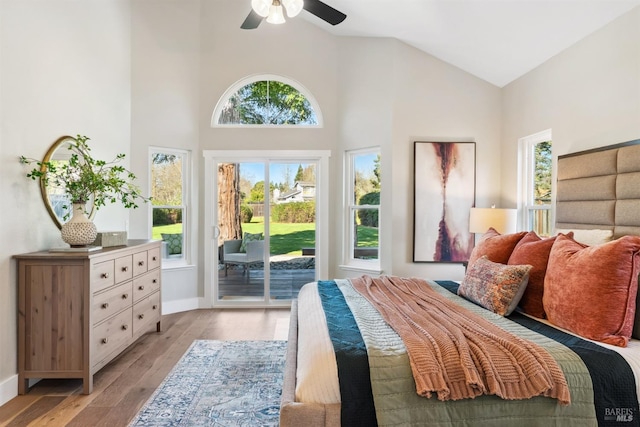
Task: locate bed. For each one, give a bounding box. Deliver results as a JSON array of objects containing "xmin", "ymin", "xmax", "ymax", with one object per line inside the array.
[{"xmin": 280, "ymin": 139, "xmax": 640, "ymax": 427}]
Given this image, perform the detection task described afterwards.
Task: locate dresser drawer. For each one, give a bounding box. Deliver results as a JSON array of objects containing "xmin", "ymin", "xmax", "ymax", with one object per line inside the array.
[
  {"xmin": 133, "ymin": 291, "xmax": 160, "ymax": 334},
  {"xmin": 92, "ymin": 308, "xmax": 133, "ymax": 367},
  {"xmin": 92, "ymin": 260, "xmax": 115, "ymax": 292},
  {"xmin": 132, "ymin": 251, "xmax": 148, "ymax": 276},
  {"xmin": 133, "ymin": 269, "xmax": 160, "ymax": 302},
  {"xmin": 93, "ymin": 282, "xmax": 133, "ymax": 325},
  {"xmin": 148, "ymin": 247, "xmax": 161, "ymax": 270},
  {"xmin": 114, "ymin": 255, "xmax": 133, "ymax": 284}
]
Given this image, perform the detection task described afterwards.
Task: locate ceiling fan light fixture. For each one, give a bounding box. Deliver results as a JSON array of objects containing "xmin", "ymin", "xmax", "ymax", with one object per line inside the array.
[
  {"xmin": 251, "ymin": 0, "xmax": 271, "ymax": 17},
  {"xmin": 282, "ymin": 0, "xmax": 303, "ymax": 18},
  {"xmin": 266, "ymin": 1, "xmax": 286, "ymax": 24}
]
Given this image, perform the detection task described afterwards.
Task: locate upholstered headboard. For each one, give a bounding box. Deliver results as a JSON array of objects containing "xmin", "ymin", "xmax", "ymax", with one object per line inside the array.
[{"xmin": 556, "ymin": 139, "xmax": 640, "ymax": 238}]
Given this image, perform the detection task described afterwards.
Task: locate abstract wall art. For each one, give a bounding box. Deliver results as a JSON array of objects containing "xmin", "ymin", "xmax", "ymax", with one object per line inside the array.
[{"xmin": 413, "ymin": 141, "xmax": 476, "ymax": 263}]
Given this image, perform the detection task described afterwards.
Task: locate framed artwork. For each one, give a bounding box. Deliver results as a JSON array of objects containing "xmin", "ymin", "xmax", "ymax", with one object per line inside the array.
[{"xmin": 413, "ymin": 141, "xmax": 476, "ymax": 263}]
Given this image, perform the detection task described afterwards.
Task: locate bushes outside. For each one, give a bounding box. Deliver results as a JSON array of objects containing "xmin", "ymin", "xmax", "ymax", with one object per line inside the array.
[
  {"xmin": 153, "ymin": 208, "xmax": 182, "ymax": 226},
  {"xmin": 240, "ymin": 204, "xmax": 253, "ymax": 223},
  {"xmin": 357, "ymin": 192, "xmax": 379, "ymax": 227},
  {"xmin": 272, "ymin": 201, "xmax": 315, "ymax": 223}
]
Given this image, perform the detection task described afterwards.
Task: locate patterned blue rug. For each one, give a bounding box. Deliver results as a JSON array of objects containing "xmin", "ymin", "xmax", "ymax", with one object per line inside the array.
[{"xmin": 129, "ymin": 340, "xmax": 287, "ymax": 426}]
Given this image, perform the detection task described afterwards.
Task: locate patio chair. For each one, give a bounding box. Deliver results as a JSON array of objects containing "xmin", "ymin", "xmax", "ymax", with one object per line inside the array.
[{"xmin": 222, "ymin": 239, "xmax": 264, "ymax": 278}]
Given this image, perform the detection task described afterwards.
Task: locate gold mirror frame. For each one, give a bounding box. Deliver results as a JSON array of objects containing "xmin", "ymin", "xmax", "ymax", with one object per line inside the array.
[{"xmin": 40, "ymin": 135, "xmax": 96, "ymax": 229}]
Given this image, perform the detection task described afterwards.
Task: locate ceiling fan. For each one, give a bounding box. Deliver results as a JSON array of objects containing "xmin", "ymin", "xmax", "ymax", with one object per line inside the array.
[{"xmin": 241, "ymin": 0, "xmax": 347, "ymax": 30}]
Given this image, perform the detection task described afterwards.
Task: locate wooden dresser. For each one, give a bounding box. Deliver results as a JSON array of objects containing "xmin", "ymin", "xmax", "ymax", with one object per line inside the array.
[{"xmin": 15, "ymin": 240, "xmax": 162, "ymax": 394}]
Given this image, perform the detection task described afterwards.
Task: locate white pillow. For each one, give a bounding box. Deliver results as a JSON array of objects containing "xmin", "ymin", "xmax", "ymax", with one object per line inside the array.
[{"xmin": 554, "ymin": 228, "xmax": 614, "ymax": 246}]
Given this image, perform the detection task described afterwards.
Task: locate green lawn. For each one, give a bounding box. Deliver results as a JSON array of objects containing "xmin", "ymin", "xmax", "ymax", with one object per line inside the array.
[
  {"xmin": 244, "ymin": 217, "xmax": 378, "ymax": 255},
  {"xmin": 243, "ymin": 219, "xmax": 315, "ymax": 255},
  {"xmin": 152, "ymin": 224, "xmax": 182, "ymax": 240},
  {"xmin": 152, "ymin": 218, "xmax": 378, "ymax": 256}
]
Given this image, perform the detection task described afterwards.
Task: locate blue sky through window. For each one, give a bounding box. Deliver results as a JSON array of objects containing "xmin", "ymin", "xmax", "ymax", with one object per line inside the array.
[{"xmin": 239, "ymin": 162, "xmax": 311, "ymax": 186}]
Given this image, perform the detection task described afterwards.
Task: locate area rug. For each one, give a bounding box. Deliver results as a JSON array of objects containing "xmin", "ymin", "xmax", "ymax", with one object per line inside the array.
[{"xmin": 129, "ymin": 340, "xmax": 287, "ymax": 426}]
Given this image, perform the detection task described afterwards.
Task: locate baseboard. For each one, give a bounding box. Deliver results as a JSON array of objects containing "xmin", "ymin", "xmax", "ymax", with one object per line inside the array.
[
  {"xmin": 0, "ymin": 374, "xmax": 17, "ymax": 407},
  {"xmin": 162, "ymin": 298, "xmax": 200, "ymax": 315}
]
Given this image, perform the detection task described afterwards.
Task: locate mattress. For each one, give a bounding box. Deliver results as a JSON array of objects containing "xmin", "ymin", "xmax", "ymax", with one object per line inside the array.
[{"xmin": 290, "ymin": 279, "xmax": 640, "ymax": 426}]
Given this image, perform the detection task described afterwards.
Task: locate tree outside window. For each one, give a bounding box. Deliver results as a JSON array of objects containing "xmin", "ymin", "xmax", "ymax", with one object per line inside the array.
[
  {"xmin": 347, "ymin": 149, "xmax": 381, "ymax": 263},
  {"xmin": 519, "ymin": 131, "xmax": 552, "ymax": 236},
  {"xmin": 218, "ymin": 80, "xmax": 318, "ymax": 125},
  {"xmin": 151, "ymin": 149, "xmax": 188, "ymax": 260}
]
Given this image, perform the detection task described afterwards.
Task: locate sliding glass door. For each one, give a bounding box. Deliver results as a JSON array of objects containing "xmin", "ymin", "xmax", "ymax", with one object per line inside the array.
[{"xmin": 203, "ymin": 151, "xmax": 329, "ymax": 308}]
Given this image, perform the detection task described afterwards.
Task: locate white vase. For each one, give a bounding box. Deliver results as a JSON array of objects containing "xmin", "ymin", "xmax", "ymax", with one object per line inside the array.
[{"xmin": 61, "ymin": 203, "xmax": 98, "ymax": 247}]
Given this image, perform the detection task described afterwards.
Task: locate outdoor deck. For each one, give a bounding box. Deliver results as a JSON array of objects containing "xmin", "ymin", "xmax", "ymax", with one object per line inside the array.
[{"xmin": 217, "ymin": 256, "xmax": 315, "ymax": 300}]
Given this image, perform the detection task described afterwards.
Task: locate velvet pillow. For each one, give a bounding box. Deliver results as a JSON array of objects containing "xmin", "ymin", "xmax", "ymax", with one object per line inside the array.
[
  {"xmin": 544, "ymin": 234, "xmax": 640, "ymax": 347},
  {"xmin": 467, "ymin": 228, "xmax": 528, "ymax": 269},
  {"xmin": 458, "ymin": 256, "xmax": 533, "ymax": 316},
  {"xmin": 507, "ymin": 231, "xmax": 572, "ymax": 319}
]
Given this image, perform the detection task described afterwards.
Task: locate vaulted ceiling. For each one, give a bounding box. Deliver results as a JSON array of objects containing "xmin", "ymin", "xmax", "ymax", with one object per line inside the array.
[{"xmin": 297, "ymin": 0, "xmax": 640, "ymax": 87}]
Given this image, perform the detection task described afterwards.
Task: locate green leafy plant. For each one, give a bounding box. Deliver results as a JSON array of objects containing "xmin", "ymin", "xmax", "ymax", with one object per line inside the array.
[{"xmin": 20, "ymin": 135, "xmax": 150, "ymax": 219}]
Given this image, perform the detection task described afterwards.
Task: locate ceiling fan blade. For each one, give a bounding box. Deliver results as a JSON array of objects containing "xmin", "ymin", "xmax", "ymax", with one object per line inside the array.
[
  {"xmin": 241, "ymin": 9, "xmax": 264, "ymax": 29},
  {"xmin": 303, "ymin": 0, "xmax": 347, "ymax": 26}
]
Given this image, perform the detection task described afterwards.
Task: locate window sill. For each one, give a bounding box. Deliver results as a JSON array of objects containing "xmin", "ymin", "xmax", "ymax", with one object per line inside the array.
[
  {"xmin": 162, "ymin": 259, "xmax": 195, "ymax": 270},
  {"xmin": 339, "ymin": 263, "xmax": 383, "ymax": 275}
]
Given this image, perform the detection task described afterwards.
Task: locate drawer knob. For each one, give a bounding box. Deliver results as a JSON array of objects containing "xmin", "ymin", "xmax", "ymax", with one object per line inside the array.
[
  {"xmin": 101, "ymin": 273, "xmax": 109, "ymax": 279},
  {"xmin": 122, "ymin": 266, "xmax": 129, "ymax": 272},
  {"xmin": 152, "ymin": 279, "xmax": 158, "ymax": 284},
  {"xmin": 138, "ymin": 261, "xmax": 145, "ymax": 266},
  {"xmin": 152, "ymin": 256, "xmax": 157, "ymax": 261},
  {"xmin": 101, "ymin": 302, "xmax": 109, "ymax": 309},
  {"xmin": 101, "ymin": 338, "xmax": 108, "ymax": 344},
  {"xmin": 122, "ymin": 293, "xmax": 129, "ymax": 299},
  {"xmin": 122, "ymin": 324, "xmax": 128, "ymax": 330},
  {"xmin": 138, "ymin": 285, "xmax": 144, "ymax": 290},
  {"xmin": 139, "ymin": 313, "xmax": 145, "ymax": 320},
  {"xmin": 152, "ymin": 304, "xmax": 158, "ymax": 310}
]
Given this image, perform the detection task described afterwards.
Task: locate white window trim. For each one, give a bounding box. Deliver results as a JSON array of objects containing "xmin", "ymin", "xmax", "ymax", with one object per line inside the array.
[
  {"xmin": 149, "ymin": 147, "xmax": 192, "ymax": 268},
  {"xmin": 342, "ymin": 147, "xmax": 381, "ymax": 272},
  {"xmin": 210, "ymin": 74, "xmax": 323, "ymax": 128},
  {"xmin": 517, "ymin": 129, "xmax": 552, "ymax": 232},
  {"xmin": 202, "ymin": 149, "xmax": 330, "ymax": 308}
]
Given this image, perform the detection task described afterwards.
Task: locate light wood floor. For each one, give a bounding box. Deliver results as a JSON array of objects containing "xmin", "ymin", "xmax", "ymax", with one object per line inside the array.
[{"xmin": 0, "ymin": 308, "xmax": 291, "ymax": 427}]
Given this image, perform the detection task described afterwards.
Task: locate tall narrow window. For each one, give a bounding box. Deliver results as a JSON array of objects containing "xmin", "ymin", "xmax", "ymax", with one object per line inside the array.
[
  {"xmin": 150, "ymin": 148, "xmax": 190, "ymax": 263},
  {"xmin": 519, "ymin": 131, "xmax": 552, "ymax": 236},
  {"xmin": 345, "ymin": 148, "xmax": 381, "ymax": 267},
  {"xmin": 211, "ymin": 75, "xmax": 322, "ymax": 127}
]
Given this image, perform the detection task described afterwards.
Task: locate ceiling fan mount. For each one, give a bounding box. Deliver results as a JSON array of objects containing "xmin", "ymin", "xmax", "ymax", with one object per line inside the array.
[{"xmin": 241, "ymin": 0, "xmax": 346, "ymax": 30}]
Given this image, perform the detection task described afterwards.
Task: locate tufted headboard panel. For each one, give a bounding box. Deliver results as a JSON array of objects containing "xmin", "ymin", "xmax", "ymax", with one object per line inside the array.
[{"xmin": 556, "ymin": 139, "xmax": 640, "ymax": 238}]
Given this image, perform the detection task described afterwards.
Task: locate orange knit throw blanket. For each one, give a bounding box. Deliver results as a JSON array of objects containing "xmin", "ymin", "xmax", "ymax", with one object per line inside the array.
[{"xmin": 350, "ymin": 275, "xmax": 570, "ymax": 404}]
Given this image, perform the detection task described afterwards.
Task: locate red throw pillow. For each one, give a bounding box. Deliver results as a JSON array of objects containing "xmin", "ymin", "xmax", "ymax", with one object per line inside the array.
[
  {"xmin": 467, "ymin": 228, "xmax": 527, "ymax": 269},
  {"xmin": 508, "ymin": 231, "xmax": 572, "ymax": 319},
  {"xmin": 543, "ymin": 234, "xmax": 640, "ymax": 347}
]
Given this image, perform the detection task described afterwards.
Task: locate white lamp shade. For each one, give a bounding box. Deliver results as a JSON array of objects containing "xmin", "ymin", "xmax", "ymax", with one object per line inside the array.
[
  {"xmin": 282, "ymin": 0, "xmax": 304, "ymax": 17},
  {"xmin": 251, "ymin": 0, "xmax": 271, "ymax": 17},
  {"xmin": 266, "ymin": 4, "xmax": 286, "ymax": 24},
  {"xmin": 469, "ymin": 207, "xmax": 518, "ymax": 235}
]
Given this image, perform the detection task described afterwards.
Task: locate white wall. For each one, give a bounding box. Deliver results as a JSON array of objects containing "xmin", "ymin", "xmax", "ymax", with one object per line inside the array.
[
  {"xmin": 0, "ymin": 0, "xmax": 132, "ymax": 405},
  {"xmin": 336, "ymin": 38, "xmax": 502, "ymax": 281},
  {"xmin": 501, "ymin": 7, "xmax": 640, "ymax": 209},
  {"xmin": 389, "ymin": 42, "xmax": 503, "ymax": 281},
  {"xmin": 130, "ymin": 0, "xmax": 202, "ymax": 307},
  {"xmin": 335, "ymin": 37, "xmax": 394, "ymax": 276}
]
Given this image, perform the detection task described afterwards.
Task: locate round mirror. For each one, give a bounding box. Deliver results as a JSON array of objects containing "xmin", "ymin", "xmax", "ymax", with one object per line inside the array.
[{"xmin": 40, "ymin": 135, "xmax": 96, "ymax": 229}]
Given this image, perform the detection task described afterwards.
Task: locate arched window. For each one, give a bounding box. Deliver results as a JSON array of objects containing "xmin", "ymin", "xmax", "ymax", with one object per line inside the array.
[{"xmin": 211, "ymin": 74, "xmax": 322, "ymax": 127}]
